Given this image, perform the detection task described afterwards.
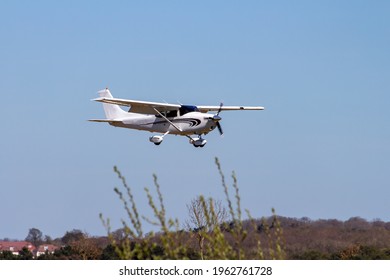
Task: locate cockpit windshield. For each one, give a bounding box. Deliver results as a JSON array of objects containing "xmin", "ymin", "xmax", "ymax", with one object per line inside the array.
[{"xmin": 179, "ymin": 105, "xmax": 199, "ymax": 116}]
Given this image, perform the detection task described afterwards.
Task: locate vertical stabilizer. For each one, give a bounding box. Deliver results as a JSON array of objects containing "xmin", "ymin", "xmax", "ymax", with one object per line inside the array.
[{"xmin": 97, "ymin": 88, "xmax": 127, "ymax": 119}]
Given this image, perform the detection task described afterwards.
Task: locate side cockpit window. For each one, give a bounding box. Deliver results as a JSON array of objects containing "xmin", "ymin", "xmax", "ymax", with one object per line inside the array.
[
  {"xmin": 156, "ymin": 110, "xmax": 178, "ymax": 118},
  {"xmin": 179, "ymin": 105, "xmax": 199, "ymax": 116},
  {"xmin": 166, "ymin": 110, "xmax": 178, "ymax": 118}
]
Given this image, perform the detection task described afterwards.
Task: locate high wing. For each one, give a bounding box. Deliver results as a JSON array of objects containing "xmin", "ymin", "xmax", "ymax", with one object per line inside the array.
[
  {"xmin": 93, "ymin": 97, "xmax": 181, "ymax": 114},
  {"xmin": 93, "ymin": 96, "xmax": 264, "ymax": 114},
  {"xmin": 197, "ymin": 105, "xmax": 264, "ymax": 113}
]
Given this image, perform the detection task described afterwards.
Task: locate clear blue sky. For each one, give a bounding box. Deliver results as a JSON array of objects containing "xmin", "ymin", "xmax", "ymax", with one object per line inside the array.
[{"xmin": 1, "ymin": 1, "xmax": 389, "ymax": 240}]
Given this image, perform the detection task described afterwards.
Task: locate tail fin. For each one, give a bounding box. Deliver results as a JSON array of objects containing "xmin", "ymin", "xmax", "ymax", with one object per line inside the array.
[{"xmin": 97, "ymin": 88, "xmax": 127, "ymax": 119}]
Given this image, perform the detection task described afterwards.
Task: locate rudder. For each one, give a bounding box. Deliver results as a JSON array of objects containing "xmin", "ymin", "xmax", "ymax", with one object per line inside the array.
[{"xmin": 97, "ymin": 88, "xmax": 127, "ymax": 119}]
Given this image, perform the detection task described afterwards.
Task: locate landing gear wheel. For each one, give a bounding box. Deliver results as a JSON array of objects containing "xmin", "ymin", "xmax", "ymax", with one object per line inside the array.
[{"xmin": 193, "ymin": 143, "xmax": 206, "ymax": 148}]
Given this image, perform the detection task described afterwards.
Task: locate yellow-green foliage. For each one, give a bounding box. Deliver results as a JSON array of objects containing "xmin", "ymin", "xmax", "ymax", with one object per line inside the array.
[{"xmin": 101, "ymin": 157, "xmax": 285, "ymax": 260}]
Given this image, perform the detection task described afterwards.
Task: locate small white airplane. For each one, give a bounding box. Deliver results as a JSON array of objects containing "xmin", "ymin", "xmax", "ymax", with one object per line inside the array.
[{"xmin": 90, "ymin": 88, "xmax": 264, "ymax": 147}]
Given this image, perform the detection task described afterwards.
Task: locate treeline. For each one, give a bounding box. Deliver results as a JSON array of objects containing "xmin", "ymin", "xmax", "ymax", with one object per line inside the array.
[
  {"xmin": 278, "ymin": 216, "xmax": 390, "ymax": 259},
  {"xmin": 2, "ymin": 216, "xmax": 390, "ymax": 260}
]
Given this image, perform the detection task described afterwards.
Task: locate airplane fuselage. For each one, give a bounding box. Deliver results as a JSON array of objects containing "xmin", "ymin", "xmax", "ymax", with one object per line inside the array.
[{"xmin": 110, "ymin": 111, "xmax": 217, "ymax": 136}]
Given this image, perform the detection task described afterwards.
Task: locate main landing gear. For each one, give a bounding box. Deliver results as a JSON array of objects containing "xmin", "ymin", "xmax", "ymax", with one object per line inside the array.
[
  {"xmin": 150, "ymin": 133, "xmax": 207, "ymax": 148},
  {"xmin": 149, "ymin": 131, "xmax": 169, "ymax": 145},
  {"xmin": 190, "ymin": 136, "xmax": 207, "ymax": 148}
]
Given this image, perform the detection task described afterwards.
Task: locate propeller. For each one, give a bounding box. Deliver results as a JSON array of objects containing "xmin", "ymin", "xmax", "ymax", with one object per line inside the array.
[
  {"xmin": 216, "ymin": 122, "xmax": 223, "ymax": 136},
  {"xmin": 217, "ymin": 102, "xmax": 223, "ymax": 116},
  {"xmin": 211, "ymin": 102, "xmax": 224, "ymax": 136}
]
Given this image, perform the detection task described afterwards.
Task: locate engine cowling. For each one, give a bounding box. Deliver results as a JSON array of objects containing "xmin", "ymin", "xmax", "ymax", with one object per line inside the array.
[{"xmin": 149, "ymin": 135, "xmax": 164, "ymax": 145}]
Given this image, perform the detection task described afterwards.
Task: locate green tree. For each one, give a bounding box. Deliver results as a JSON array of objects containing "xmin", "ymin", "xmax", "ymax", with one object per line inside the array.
[
  {"xmin": 18, "ymin": 247, "xmax": 34, "ymax": 260},
  {"xmin": 44, "ymin": 235, "xmax": 53, "ymax": 244},
  {"xmin": 0, "ymin": 250, "xmax": 17, "ymax": 260},
  {"xmin": 61, "ymin": 229, "xmax": 85, "ymax": 245},
  {"xmin": 53, "ymin": 245, "xmax": 74, "ymax": 260},
  {"xmin": 101, "ymin": 244, "xmax": 120, "ymax": 260},
  {"xmin": 25, "ymin": 228, "xmax": 43, "ymax": 248}
]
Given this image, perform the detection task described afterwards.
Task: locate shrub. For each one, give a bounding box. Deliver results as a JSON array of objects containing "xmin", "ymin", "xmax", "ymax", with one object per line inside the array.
[{"xmin": 101, "ymin": 157, "xmax": 284, "ymax": 260}]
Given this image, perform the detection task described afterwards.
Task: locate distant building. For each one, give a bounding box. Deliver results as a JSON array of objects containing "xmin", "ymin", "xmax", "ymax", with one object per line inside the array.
[
  {"xmin": 0, "ymin": 242, "xmax": 58, "ymax": 257},
  {"xmin": 36, "ymin": 244, "xmax": 58, "ymax": 257},
  {"xmin": 0, "ymin": 241, "xmax": 35, "ymax": 255}
]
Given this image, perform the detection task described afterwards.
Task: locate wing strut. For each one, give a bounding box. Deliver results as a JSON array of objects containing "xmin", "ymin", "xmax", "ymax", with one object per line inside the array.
[
  {"xmin": 153, "ymin": 108, "xmax": 182, "ymax": 132},
  {"xmin": 153, "ymin": 108, "xmax": 194, "ymax": 141}
]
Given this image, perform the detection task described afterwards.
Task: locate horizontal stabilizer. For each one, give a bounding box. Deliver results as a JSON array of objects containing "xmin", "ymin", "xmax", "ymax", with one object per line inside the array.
[{"xmin": 88, "ymin": 119, "xmax": 122, "ymax": 123}]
